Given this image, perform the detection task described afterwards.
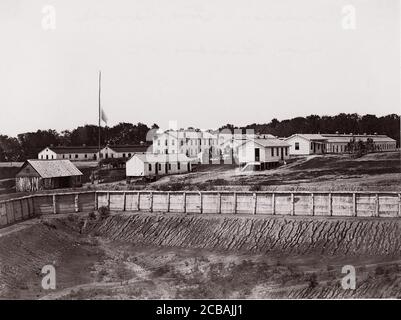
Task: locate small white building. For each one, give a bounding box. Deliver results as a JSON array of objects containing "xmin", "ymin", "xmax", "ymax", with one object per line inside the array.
[
  {"xmin": 237, "ymin": 138, "xmax": 290, "ymax": 170},
  {"xmin": 126, "ymin": 153, "xmax": 192, "ymax": 177},
  {"xmin": 38, "ymin": 146, "xmax": 99, "ymax": 161},
  {"xmin": 285, "ymin": 134, "xmax": 327, "ymax": 155}
]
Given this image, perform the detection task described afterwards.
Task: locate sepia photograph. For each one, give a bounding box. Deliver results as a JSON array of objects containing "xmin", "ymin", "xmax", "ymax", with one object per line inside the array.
[{"xmin": 0, "ymin": 0, "xmax": 400, "ymax": 308}]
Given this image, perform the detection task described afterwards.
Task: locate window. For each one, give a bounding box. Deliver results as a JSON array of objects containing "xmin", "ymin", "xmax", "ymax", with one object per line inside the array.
[
  {"xmin": 178, "ymin": 162, "xmax": 181, "ymax": 170},
  {"xmin": 123, "ymin": 153, "xmax": 126, "ymax": 158},
  {"xmin": 172, "ymin": 140, "xmax": 175, "ymax": 146},
  {"xmin": 46, "ymin": 155, "xmax": 49, "ymax": 159},
  {"xmin": 157, "ymin": 140, "xmax": 160, "ymax": 146},
  {"xmin": 168, "ymin": 163, "xmax": 172, "ymax": 170},
  {"xmin": 158, "ymin": 163, "xmax": 162, "ymax": 171},
  {"xmin": 181, "ymin": 140, "xmax": 184, "ymax": 146},
  {"xmin": 85, "ymin": 154, "xmax": 88, "ymax": 158},
  {"xmin": 285, "ymin": 148, "xmax": 288, "ymax": 156},
  {"xmin": 165, "ymin": 140, "xmax": 168, "ymax": 146},
  {"xmin": 75, "ymin": 154, "xmax": 78, "ymax": 158},
  {"xmin": 295, "ymin": 142, "xmax": 300, "ymax": 150},
  {"xmin": 148, "ymin": 164, "xmax": 152, "ymax": 171},
  {"xmin": 271, "ymin": 148, "xmax": 274, "ymax": 157},
  {"xmin": 62, "ymin": 155, "xmax": 65, "ymax": 159},
  {"xmin": 128, "ymin": 153, "xmax": 131, "ymax": 157},
  {"xmin": 69, "ymin": 154, "xmax": 72, "ymax": 159}
]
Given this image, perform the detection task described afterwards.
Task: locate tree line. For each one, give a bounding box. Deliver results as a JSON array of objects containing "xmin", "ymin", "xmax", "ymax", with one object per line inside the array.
[
  {"xmin": 0, "ymin": 113, "xmax": 399, "ymax": 162},
  {"xmin": 220, "ymin": 113, "xmax": 400, "ymax": 144},
  {"xmin": 0, "ymin": 122, "xmax": 159, "ymax": 161}
]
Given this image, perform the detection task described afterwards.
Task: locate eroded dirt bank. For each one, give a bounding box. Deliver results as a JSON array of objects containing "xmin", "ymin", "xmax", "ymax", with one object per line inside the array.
[
  {"xmin": 85, "ymin": 213, "xmax": 401, "ymax": 257},
  {"xmin": 1, "ymin": 213, "xmax": 401, "ymax": 299}
]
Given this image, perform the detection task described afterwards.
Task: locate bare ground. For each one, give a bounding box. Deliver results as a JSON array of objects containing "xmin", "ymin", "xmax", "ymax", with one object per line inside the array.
[{"xmin": 1, "ymin": 213, "xmax": 401, "ymax": 299}]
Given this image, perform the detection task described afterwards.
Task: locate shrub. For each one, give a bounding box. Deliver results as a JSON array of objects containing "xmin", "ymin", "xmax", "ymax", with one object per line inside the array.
[
  {"xmin": 249, "ymin": 184, "xmax": 261, "ymax": 191},
  {"xmin": 88, "ymin": 211, "xmax": 96, "ymax": 219},
  {"xmin": 98, "ymin": 206, "xmax": 110, "ymax": 218}
]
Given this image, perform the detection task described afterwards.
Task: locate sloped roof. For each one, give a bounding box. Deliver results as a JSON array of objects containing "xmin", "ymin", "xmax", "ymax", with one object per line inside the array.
[
  {"xmin": 240, "ymin": 138, "xmax": 290, "ymax": 148},
  {"xmin": 321, "ymin": 134, "xmax": 396, "ymax": 143},
  {"xmin": 156, "ymin": 130, "xmax": 217, "ymax": 140},
  {"xmin": 43, "ymin": 146, "xmax": 100, "ymax": 154},
  {"xmin": 21, "ymin": 160, "xmax": 83, "ymax": 178},
  {"xmin": 104, "ymin": 144, "xmax": 151, "ymax": 153},
  {"xmin": 285, "ymin": 134, "xmax": 327, "ymax": 141},
  {"xmin": 130, "ymin": 153, "xmax": 191, "ymax": 163}
]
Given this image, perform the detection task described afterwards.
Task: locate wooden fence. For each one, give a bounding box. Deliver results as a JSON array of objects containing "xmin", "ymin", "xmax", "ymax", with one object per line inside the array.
[{"xmin": 1, "ymin": 190, "xmax": 401, "ymax": 229}]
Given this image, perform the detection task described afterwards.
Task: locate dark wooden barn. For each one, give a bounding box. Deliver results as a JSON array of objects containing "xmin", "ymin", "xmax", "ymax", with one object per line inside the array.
[{"xmin": 15, "ymin": 160, "xmax": 83, "ymax": 192}]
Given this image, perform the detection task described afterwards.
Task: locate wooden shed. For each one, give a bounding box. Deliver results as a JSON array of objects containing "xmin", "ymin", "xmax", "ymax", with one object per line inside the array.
[{"xmin": 15, "ymin": 160, "xmax": 83, "ymax": 192}]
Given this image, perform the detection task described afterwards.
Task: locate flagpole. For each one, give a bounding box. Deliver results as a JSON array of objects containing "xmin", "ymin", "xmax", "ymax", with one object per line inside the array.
[{"xmin": 98, "ymin": 70, "xmax": 101, "ymax": 161}]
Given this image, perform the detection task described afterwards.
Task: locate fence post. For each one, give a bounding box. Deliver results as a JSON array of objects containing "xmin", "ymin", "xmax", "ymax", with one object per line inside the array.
[
  {"xmin": 310, "ymin": 193, "xmax": 314, "ymax": 216},
  {"xmin": 123, "ymin": 192, "xmax": 126, "ymax": 211},
  {"xmin": 183, "ymin": 192, "xmax": 187, "ymax": 214},
  {"xmin": 74, "ymin": 194, "xmax": 79, "ymax": 213},
  {"xmin": 199, "ymin": 192, "xmax": 202, "ymax": 214},
  {"xmin": 272, "ymin": 193, "xmax": 275, "ymax": 215},
  {"xmin": 291, "ymin": 193, "xmax": 295, "ymax": 216},
  {"xmin": 52, "ymin": 194, "xmax": 57, "ymax": 214},
  {"xmin": 375, "ymin": 193, "xmax": 379, "ymax": 217},
  {"xmin": 233, "ymin": 192, "xmax": 237, "ymax": 214},
  {"xmin": 218, "ymin": 193, "xmax": 222, "ymax": 214},
  {"xmin": 253, "ymin": 193, "xmax": 257, "ymax": 215},
  {"xmin": 329, "ymin": 193, "xmax": 332, "ymax": 216},
  {"xmin": 167, "ymin": 192, "xmax": 171, "ymax": 213},
  {"xmin": 95, "ymin": 192, "xmax": 98, "ymax": 211},
  {"xmin": 106, "ymin": 192, "xmax": 111, "ymax": 210},
  {"xmin": 150, "ymin": 192, "xmax": 153, "ymax": 212},
  {"xmin": 19, "ymin": 200, "xmax": 23, "ymax": 220},
  {"xmin": 137, "ymin": 192, "xmax": 141, "ymax": 211},
  {"xmin": 353, "ymin": 193, "xmax": 357, "ymax": 217}
]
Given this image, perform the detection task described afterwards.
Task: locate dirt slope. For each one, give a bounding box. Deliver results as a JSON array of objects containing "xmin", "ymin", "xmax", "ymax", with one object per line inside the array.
[{"xmin": 85, "ymin": 213, "xmax": 401, "ymax": 257}]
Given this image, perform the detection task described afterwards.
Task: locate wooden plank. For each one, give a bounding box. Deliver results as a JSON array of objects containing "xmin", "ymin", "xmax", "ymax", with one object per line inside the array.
[
  {"xmin": 291, "ymin": 193, "xmax": 295, "ymax": 216},
  {"xmin": 123, "ymin": 192, "xmax": 126, "ymax": 211},
  {"xmin": 329, "ymin": 193, "xmax": 332, "ymax": 216},
  {"xmin": 52, "ymin": 194, "xmax": 57, "ymax": 214},
  {"xmin": 167, "ymin": 192, "xmax": 171, "ymax": 213},
  {"xmin": 218, "ymin": 193, "xmax": 222, "ymax": 214},
  {"xmin": 107, "ymin": 192, "xmax": 110, "ymax": 209},
  {"xmin": 137, "ymin": 192, "xmax": 141, "ymax": 211},
  {"xmin": 375, "ymin": 193, "xmax": 379, "ymax": 217},
  {"xmin": 95, "ymin": 192, "xmax": 98, "ymax": 210},
  {"xmin": 272, "ymin": 193, "xmax": 275, "ymax": 215},
  {"xmin": 253, "ymin": 193, "xmax": 257, "ymax": 215},
  {"xmin": 150, "ymin": 192, "xmax": 153, "ymax": 212},
  {"xmin": 233, "ymin": 192, "xmax": 237, "ymax": 214},
  {"xmin": 74, "ymin": 194, "xmax": 79, "ymax": 213},
  {"xmin": 399, "ymin": 194, "xmax": 401, "ymax": 218},
  {"xmin": 311, "ymin": 193, "xmax": 314, "ymax": 216},
  {"xmin": 199, "ymin": 192, "xmax": 202, "ymax": 214},
  {"xmin": 353, "ymin": 193, "xmax": 357, "ymax": 217},
  {"xmin": 183, "ymin": 192, "xmax": 187, "ymax": 213}
]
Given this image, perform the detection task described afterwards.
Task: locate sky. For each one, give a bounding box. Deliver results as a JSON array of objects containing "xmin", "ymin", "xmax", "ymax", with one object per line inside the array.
[{"xmin": 0, "ymin": 0, "xmax": 399, "ymax": 136}]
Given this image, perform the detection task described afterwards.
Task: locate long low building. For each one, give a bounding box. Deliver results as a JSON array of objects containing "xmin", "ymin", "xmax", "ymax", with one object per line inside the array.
[
  {"xmin": 38, "ymin": 146, "xmax": 99, "ymax": 160},
  {"xmin": 126, "ymin": 153, "xmax": 192, "ymax": 178},
  {"xmin": 285, "ymin": 134, "xmax": 327, "ymax": 155},
  {"xmin": 16, "ymin": 159, "xmax": 83, "ymax": 192},
  {"xmin": 322, "ymin": 134, "xmax": 397, "ymax": 153}
]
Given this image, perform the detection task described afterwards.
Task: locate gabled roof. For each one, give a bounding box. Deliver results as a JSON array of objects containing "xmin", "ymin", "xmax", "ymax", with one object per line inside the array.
[
  {"xmin": 285, "ymin": 134, "xmax": 327, "ymax": 141},
  {"xmin": 103, "ymin": 144, "xmax": 151, "ymax": 153},
  {"xmin": 155, "ymin": 130, "xmax": 217, "ymax": 140},
  {"xmin": 42, "ymin": 146, "xmax": 99, "ymax": 154},
  {"xmin": 129, "ymin": 153, "xmax": 191, "ymax": 163},
  {"xmin": 321, "ymin": 134, "xmax": 396, "ymax": 143},
  {"xmin": 18, "ymin": 160, "xmax": 83, "ymax": 178},
  {"xmin": 239, "ymin": 138, "xmax": 290, "ymax": 148}
]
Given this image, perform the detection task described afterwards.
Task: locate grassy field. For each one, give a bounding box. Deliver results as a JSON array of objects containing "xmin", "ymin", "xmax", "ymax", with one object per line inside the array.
[{"xmin": 150, "ymin": 151, "xmax": 401, "ymax": 191}]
